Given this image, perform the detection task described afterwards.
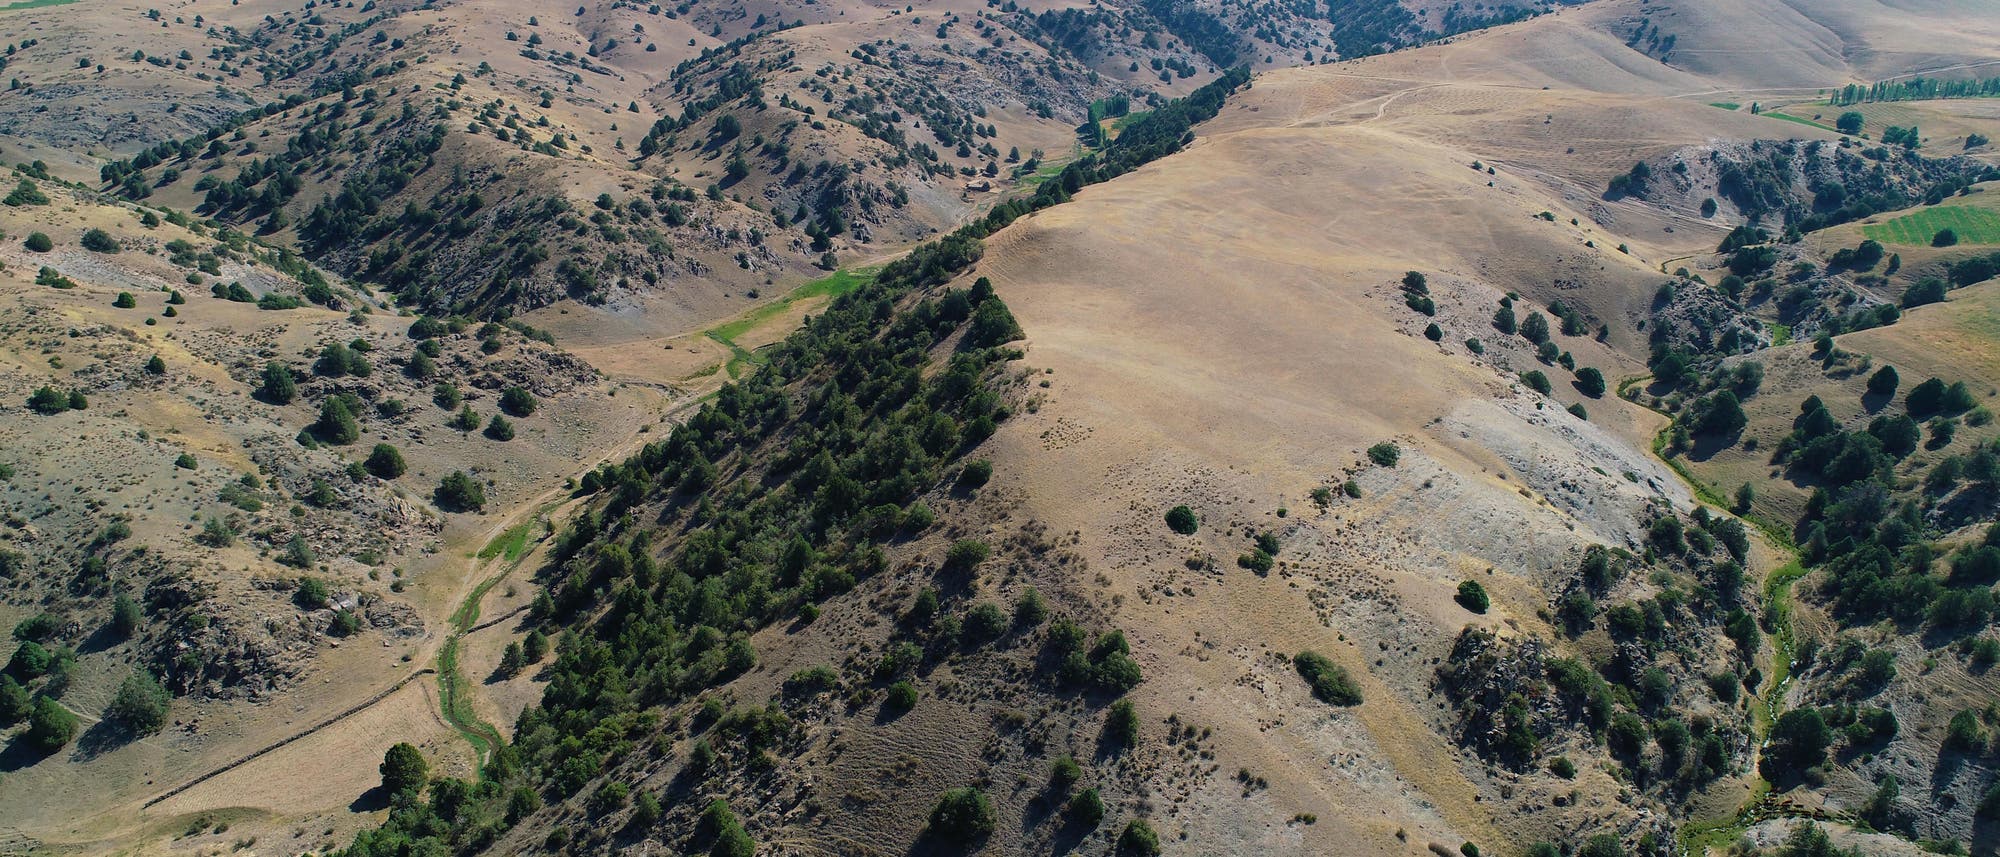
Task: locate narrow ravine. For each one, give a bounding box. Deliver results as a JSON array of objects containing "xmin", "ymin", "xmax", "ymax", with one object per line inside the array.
[{"xmin": 1650, "ymin": 420, "xmax": 1817, "ymax": 852}]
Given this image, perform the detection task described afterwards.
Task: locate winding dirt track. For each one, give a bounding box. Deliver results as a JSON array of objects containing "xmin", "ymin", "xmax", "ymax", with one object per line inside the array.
[{"xmin": 134, "ymin": 356, "xmax": 712, "ymax": 815}]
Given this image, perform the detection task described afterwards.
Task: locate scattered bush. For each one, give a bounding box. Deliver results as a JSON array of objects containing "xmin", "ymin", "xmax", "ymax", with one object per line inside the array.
[
  {"xmin": 885, "ymin": 680, "xmax": 918, "ymax": 711},
  {"xmin": 436, "ymin": 471, "xmax": 486, "ymax": 512},
  {"xmin": 499, "ymin": 386, "xmax": 537, "ymax": 417},
  {"xmin": 1294, "ymin": 650, "xmax": 1362, "ymax": 705},
  {"xmin": 1574, "ymin": 367, "xmax": 1606, "ymax": 398},
  {"xmin": 1105, "ymin": 699, "xmax": 1140, "ymax": 746},
  {"xmin": 484, "ymin": 414, "xmax": 516, "ymax": 441},
  {"xmin": 1455, "ymin": 580, "xmax": 1490, "ymax": 613},
  {"xmin": 1068, "ymin": 788, "xmax": 1105, "ymax": 828},
  {"xmin": 365, "ymin": 444, "xmax": 406, "ymax": 479},
  {"xmin": 25, "ymin": 696, "xmax": 77, "ymax": 751},
  {"xmin": 928, "ymin": 787, "xmax": 996, "ymax": 843},
  {"xmin": 958, "ymin": 459, "xmax": 992, "ymax": 489},
  {"xmin": 294, "ymin": 576, "xmax": 330, "ymax": 609},
  {"xmin": 105, "ymin": 670, "xmax": 170, "ymax": 735},
  {"xmin": 257, "ymin": 362, "xmax": 297, "ymax": 404},
  {"xmin": 1165, "ymin": 505, "xmax": 1198, "ymax": 534},
  {"xmin": 1118, "ymin": 819, "xmax": 1161, "ymax": 856},
  {"xmin": 81, "ymin": 228, "xmax": 120, "ymax": 253},
  {"xmin": 944, "ymin": 539, "xmax": 989, "ymax": 573},
  {"xmin": 380, "ymin": 742, "xmax": 428, "ymax": 795}
]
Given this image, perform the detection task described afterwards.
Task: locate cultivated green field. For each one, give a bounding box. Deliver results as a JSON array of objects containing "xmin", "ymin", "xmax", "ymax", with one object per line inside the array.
[
  {"xmin": 0, "ymin": 0, "xmax": 78, "ymax": 11},
  {"xmin": 1862, "ymin": 205, "xmax": 2000, "ymax": 245},
  {"xmin": 1761, "ymin": 110, "xmax": 1840, "ymax": 133},
  {"xmin": 703, "ymin": 267, "xmax": 875, "ymax": 377}
]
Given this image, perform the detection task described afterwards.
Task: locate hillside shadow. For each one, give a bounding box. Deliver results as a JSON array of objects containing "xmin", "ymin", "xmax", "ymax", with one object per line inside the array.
[
  {"xmin": 1641, "ymin": 378, "xmax": 1682, "ymax": 400},
  {"xmin": 72, "ymin": 719, "xmax": 136, "ymax": 761},
  {"xmin": 1930, "ymin": 748, "xmax": 1975, "ymax": 797},
  {"xmin": 872, "ymin": 701, "xmax": 912, "ymax": 726},
  {"xmin": 904, "ymin": 829, "xmax": 990, "ymax": 857},
  {"xmin": 1020, "ymin": 798, "xmax": 1093, "ymax": 855},
  {"xmin": 0, "ymin": 736, "xmax": 54, "ymax": 773},
  {"xmin": 1047, "ymin": 821, "xmax": 1091, "ymax": 855},
  {"xmin": 76, "ymin": 626, "xmax": 124, "ymax": 656},
  {"xmin": 1683, "ymin": 430, "xmax": 1743, "ymax": 463},
  {"xmin": 1972, "ymin": 815, "xmax": 2000, "ymax": 856},
  {"xmin": 349, "ymin": 784, "xmax": 392, "ymax": 812}
]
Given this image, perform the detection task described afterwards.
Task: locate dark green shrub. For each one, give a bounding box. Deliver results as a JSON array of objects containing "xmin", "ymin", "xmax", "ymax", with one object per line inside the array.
[
  {"xmin": 484, "ymin": 414, "xmax": 515, "ymax": 441},
  {"xmin": 1165, "ymin": 505, "xmax": 1197, "ymax": 534},
  {"xmin": 499, "ymin": 386, "xmax": 537, "ymax": 416},
  {"xmin": 257, "ymin": 362, "xmax": 296, "ymax": 404},
  {"xmin": 1118, "ymin": 819, "xmax": 1161, "ymax": 856},
  {"xmin": 1455, "ymin": 580, "xmax": 1490, "ymax": 613},
  {"xmin": 294, "ymin": 577, "xmax": 330, "ymax": 609},
  {"xmin": 1574, "ymin": 367, "xmax": 1605, "ymax": 398},
  {"xmin": 885, "ymin": 680, "xmax": 918, "ymax": 711},
  {"xmin": 1049, "ymin": 755, "xmax": 1081, "ymax": 791},
  {"xmin": 1367, "ymin": 442, "xmax": 1400, "ymax": 467},
  {"xmin": 1294, "ymin": 650, "xmax": 1362, "ymax": 705},
  {"xmin": 436, "ymin": 471, "xmax": 486, "ymax": 512},
  {"xmin": 27, "ymin": 386, "xmax": 69, "ymax": 415},
  {"xmin": 110, "ymin": 593, "xmax": 141, "ymax": 638},
  {"xmin": 1105, "ymin": 699, "xmax": 1140, "ymax": 746},
  {"xmin": 1903, "ymin": 279, "xmax": 1947, "ymax": 308},
  {"xmin": 944, "ymin": 539, "xmax": 988, "ymax": 572},
  {"xmin": 1013, "ymin": 588, "xmax": 1047, "ymax": 626},
  {"xmin": 928, "ymin": 787, "xmax": 996, "ymax": 843},
  {"xmin": 105, "ymin": 670, "xmax": 170, "ymax": 735},
  {"xmin": 1068, "ymin": 788, "xmax": 1105, "ymax": 828},
  {"xmin": 380, "ymin": 742, "xmax": 428, "ymax": 795},
  {"xmin": 366, "ymin": 444, "xmax": 406, "ymax": 479},
  {"xmin": 962, "ymin": 602, "xmax": 1007, "ymax": 643},
  {"xmin": 25, "ymin": 696, "xmax": 76, "ymax": 751},
  {"xmin": 315, "ymin": 397, "xmax": 360, "ymax": 444}
]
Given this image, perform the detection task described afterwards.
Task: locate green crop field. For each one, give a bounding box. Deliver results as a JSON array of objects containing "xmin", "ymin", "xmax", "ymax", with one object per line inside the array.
[
  {"xmin": 1761, "ymin": 110, "xmax": 1839, "ymax": 133},
  {"xmin": 0, "ymin": 0, "xmax": 78, "ymax": 11},
  {"xmin": 1862, "ymin": 206, "xmax": 2000, "ymax": 245},
  {"xmin": 703, "ymin": 267, "xmax": 876, "ymax": 377}
]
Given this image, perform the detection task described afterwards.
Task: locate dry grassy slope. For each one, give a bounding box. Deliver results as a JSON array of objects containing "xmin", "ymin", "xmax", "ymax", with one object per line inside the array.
[
  {"xmin": 0, "ymin": 0, "xmax": 366, "ymax": 164},
  {"xmin": 959, "ymin": 115, "xmax": 1690, "ymax": 856},
  {"xmin": 5, "ymin": 0, "xmax": 2000, "ymax": 852},
  {"xmin": 0, "ymin": 0, "xmax": 1605, "ymax": 338},
  {"xmin": 822, "ymin": 0, "xmax": 2000, "ymax": 851},
  {"xmin": 0, "ymin": 180, "xmax": 676, "ymax": 852}
]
